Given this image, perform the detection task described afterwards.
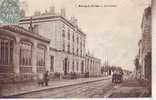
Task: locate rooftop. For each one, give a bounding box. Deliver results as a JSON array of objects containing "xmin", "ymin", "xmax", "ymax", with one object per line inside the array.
[{"xmin": 0, "ymin": 25, "xmax": 50, "ymax": 43}]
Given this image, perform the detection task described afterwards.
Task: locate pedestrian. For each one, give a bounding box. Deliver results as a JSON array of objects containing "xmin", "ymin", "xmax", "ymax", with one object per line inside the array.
[
  {"xmin": 112, "ymin": 71, "xmax": 115, "ymax": 83},
  {"xmin": 112, "ymin": 71, "xmax": 117, "ymax": 84},
  {"xmin": 44, "ymin": 71, "xmax": 49, "ymax": 86},
  {"xmin": 116, "ymin": 70, "xmax": 120, "ymax": 84},
  {"xmin": 37, "ymin": 73, "xmax": 44, "ymax": 86},
  {"xmin": 120, "ymin": 70, "xmax": 123, "ymax": 83}
]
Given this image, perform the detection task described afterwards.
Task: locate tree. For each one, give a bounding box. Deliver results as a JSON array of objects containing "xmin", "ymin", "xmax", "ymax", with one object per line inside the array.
[
  {"xmin": 0, "ymin": 0, "xmax": 20, "ymax": 24},
  {"xmin": 19, "ymin": 1, "xmax": 28, "ymax": 18}
]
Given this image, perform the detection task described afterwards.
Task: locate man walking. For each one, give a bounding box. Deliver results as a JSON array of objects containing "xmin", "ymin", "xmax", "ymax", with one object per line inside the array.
[{"xmin": 44, "ymin": 71, "xmax": 49, "ymax": 86}]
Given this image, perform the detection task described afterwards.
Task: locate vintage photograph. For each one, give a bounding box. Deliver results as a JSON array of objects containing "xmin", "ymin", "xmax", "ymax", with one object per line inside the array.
[{"xmin": 0, "ymin": 0, "xmax": 152, "ymax": 98}]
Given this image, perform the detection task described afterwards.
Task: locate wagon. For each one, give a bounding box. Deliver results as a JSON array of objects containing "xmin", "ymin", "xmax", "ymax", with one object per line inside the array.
[{"xmin": 112, "ymin": 71, "xmax": 123, "ymax": 84}]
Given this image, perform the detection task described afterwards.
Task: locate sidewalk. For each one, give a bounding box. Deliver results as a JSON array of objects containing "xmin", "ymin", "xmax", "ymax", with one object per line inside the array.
[
  {"xmin": 107, "ymin": 79, "xmax": 150, "ymax": 98},
  {"xmin": 0, "ymin": 76, "xmax": 110, "ymax": 97}
]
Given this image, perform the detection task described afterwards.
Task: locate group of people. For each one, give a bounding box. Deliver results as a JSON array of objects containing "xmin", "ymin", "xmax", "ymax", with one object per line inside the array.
[
  {"xmin": 36, "ymin": 70, "xmax": 124, "ymax": 86},
  {"xmin": 112, "ymin": 70, "xmax": 123, "ymax": 84},
  {"xmin": 37, "ymin": 71, "xmax": 49, "ymax": 86}
]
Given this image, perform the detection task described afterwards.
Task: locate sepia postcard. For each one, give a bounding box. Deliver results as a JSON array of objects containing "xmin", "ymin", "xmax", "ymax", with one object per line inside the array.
[{"xmin": 0, "ymin": 0, "xmax": 154, "ymax": 99}]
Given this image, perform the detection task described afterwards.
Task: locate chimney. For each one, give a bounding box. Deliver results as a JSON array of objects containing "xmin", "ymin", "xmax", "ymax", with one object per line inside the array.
[
  {"xmin": 49, "ymin": 6, "xmax": 55, "ymax": 15},
  {"xmin": 60, "ymin": 8, "xmax": 66, "ymax": 18},
  {"xmin": 70, "ymin": 16, "xmax": 78, "ymax": 26}
]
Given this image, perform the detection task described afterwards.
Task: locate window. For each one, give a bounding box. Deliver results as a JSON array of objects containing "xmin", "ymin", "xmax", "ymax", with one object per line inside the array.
[
  {"xmin": 19, "ymin": 41, "xmax": 32, "ymax": 73},
  {"xmin": 77, "ymin": 36, "xmax": 79, "ymax": 43},
  {"xmin": 72, "ymin": 61, "xmax": 74, "ymax": 72},
  {"xmin": 80, "ymin": 41, "xmax": 82, "ymax": 56},
  {"xmin": 67, "ymin": 60, "xmax": 70, "ymax": 72},
  {"xmin": 77, "ymin": 48, "xmax": 79, "ymax": 56},
  {"xmin": 81, "ymin": 61, "xmax": 84, "ymax": 73},
  {"xmin": 50, "ymin": 56, "xmax": 54, "ymax": 72},
  {"xmin": 62, "ymin": 30, "xmax": 65, "ymax": 37},
  {"xmin": 68, "ymin": 29, "xmax": 70, "ymax": 40},
  {"xmin": 36, "ymin": 45, "xmax": 46, "ymax": 72},
  {"xmin": 0, "ymin": 36, "xmax": 13, "ymax": 66},
  {"xmin": 73, "ymin": 32, "xmax": 75, "ymax": 42},
  {"xmin": 20, "ymin": 41, "xmax": 32, "ymax": 66},
  {"xmin": 77, "ymin": 62, "xmax": 79, "ymax": 72},
  {"xmin": 81, "ymin": 49, "xmax": 82, "ymax": 56},
  {"xmin": 63, "ymin": 42, "xmax": 65, "ymax": 51},
  {"xmin": 62, "ymin": 30, "xmax": 65, "ymax": 51},
  {"xmin": 68, "ymin": 44, "xmax": 70, "ymax": 53},
  {"xmin": 72, "ymin": 46, "xmax": 74, "ymax": 55}
]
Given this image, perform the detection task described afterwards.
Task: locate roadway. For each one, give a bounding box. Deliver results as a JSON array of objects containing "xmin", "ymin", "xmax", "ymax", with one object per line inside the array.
[{"xmin": 10, "ymin": 77, "xmax": 113, "ymax": 98}]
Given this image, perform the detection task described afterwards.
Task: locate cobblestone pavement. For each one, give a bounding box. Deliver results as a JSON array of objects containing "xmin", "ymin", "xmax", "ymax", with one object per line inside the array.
[
  {"xmin": 0, "ymin": 76, "xmax": 111, "ymax": 97},
  {"xmin": 8, "ymin": 78, "xmax": 113, "ymax": 98}
]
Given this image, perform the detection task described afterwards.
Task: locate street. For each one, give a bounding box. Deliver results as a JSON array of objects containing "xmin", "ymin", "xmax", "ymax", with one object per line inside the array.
[
  {"xmin": 1, "ymin": 75, "xmax": 150, "ymax": 98},
  {"xmin": 10, "ymin": 78, "xmax": 113, "ymax": 98}
]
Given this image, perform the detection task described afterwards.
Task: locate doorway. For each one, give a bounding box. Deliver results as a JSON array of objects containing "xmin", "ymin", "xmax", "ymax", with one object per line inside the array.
[{"xmin": 64, "ymin": 58, "xmax": 68, "ymax": 75}]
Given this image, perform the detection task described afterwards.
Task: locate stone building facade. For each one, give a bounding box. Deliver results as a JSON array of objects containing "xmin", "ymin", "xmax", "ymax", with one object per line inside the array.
[
  {"xmin": 0, "ymin": 25, "xmax": 50, "ymax": 75},
  {"xmin": 19, "ymin": 15, "xmax": 86, "ymax": 75},
  {"xmin": 137, "ymin": 6, "xmax": 151, "ymax": 80},
  {"xmin": 85, "ymin": 52, "xmax": 101, "ymax": 76}
]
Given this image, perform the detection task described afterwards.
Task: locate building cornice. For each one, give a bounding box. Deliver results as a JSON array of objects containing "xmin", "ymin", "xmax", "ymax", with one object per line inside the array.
[
  {"xmin": 85, "ymin": 55, "xmax": 101, "ymax": 61},
  {"xmin": 19, "ymin": 15, "xmax": 86, "ymax": 37},
  {"xmin": 50, "ymin": 47, "xmax": 85, "ymax": 58}
]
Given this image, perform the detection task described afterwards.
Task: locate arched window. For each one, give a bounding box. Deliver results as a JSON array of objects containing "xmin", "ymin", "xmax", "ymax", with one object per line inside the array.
[
  {"xmin": 72, "ymin": 61, "xmax": 74, "ymax": 72},
  {"xmin": 20, "ymin": 41, "xmax": 32, "ymax": 66},
  {"xmin": 0, "ymin": 36, "xmax": 14, "ymax": 73},
  {"xmin": 76, "ymin": 62, "xmax": 79, "ymax": 72},
  {"xmin": 36, "ymin": 44, "xmax": 46, "ymax": 73},
  {"xmin": 20, "ymin": 41, "xmax": 32, "ymax": 72}
]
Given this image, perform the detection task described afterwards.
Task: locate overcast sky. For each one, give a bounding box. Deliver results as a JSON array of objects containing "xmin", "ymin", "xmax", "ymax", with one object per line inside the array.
[{"xmin": 20, "ymin": 0, "xmax": 151, "ymax": 71}]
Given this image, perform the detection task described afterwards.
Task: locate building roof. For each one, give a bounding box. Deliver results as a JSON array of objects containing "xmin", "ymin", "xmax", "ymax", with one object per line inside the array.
[
  {"xmin": 19, "ymin": 15, "xmax": 86, "ymax": 36},
  {"xmin": 0, "ymin": 25, "xmax": 50, "ymax": 43}
]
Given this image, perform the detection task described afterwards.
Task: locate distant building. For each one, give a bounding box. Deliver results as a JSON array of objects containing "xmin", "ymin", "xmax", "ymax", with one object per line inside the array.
[
  {"xmin": 19, "ymin": 11, "xmax": 86, "ymax": 75},
  {"xmin": 0, "ymin": 25, "xmax": 50, "ymax": 75},
  {"xmin": 85, "ymin": 52, "xmax": 101, "ymax": 76},
  {"xmin": 137, "ymin": 6, "xmax": 151, "ymax": 80}
]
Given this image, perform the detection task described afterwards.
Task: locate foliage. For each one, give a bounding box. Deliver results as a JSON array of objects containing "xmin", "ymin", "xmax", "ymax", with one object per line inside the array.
[{"xmin": 0, "ymin": 0, "xmax": 20, "ymax": 24}]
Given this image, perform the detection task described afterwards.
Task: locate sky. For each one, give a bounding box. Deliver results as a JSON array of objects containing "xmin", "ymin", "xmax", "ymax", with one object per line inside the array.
[{"xmin": 20, "ymin": 0, "xmax": 151, "ymax": 71}]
